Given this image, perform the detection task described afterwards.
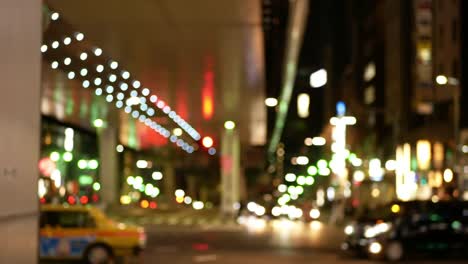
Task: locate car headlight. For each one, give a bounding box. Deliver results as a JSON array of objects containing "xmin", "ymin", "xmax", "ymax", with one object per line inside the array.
[
  {"xmin": 309, "ymin": 209, "xmax": 320, "ymax": 219},
  {"xmin": 364, "ymin": 222, "xmax": 391, "ymax": 238},
  {"xmin": 369, "ymin": 242, "xmax": 382, "ymax": 254},
  {"xmin": 344, "ymin": 225, "xmax": 354, "ymax": 235}
]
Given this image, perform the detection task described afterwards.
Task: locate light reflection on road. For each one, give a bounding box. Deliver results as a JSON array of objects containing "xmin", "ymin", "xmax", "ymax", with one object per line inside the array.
[{"xmin": 238, "ymin": 216, "xmax": 341, "ymax": 249}]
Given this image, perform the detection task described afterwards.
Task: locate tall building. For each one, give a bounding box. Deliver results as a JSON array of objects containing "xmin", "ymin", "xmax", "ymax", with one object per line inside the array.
[{"xmin": 320, "ymin": 0, "xmax": 466, "ymax": 203}]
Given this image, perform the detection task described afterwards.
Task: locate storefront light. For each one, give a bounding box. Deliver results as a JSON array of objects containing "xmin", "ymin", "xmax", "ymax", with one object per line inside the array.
[
  {"xmin": 296, "ymin": 186, "xmax": 304, "ymax": 194},
  {"xmin": 120, "ymin": 195, "xmax": 131, "ymax": 205},
  {"xmin": 136, "ymin": 160, "xmax": 149, "ymax": 169},
  {"xmin": 443, "ymin": 169, "xmax": 453, "ymax": 183},
  {"xmin": 175, "ymin": 189, "xmax": 185, "ymax": 198},
  {"xmin": 307, "ymin": 165, "xmax": 318, "ymax": 175},
  {"xmin": 319, "ymin": 168, "xmax": 331, "ymax": 176},
  {"xmin": 296, "ymin": 156, "xmax": 309, "ymax": 165},
  {"xmin": 116, "ymin": 144, "xmax": 124, "ymax": 153},
  {"xmin": 88, "ymin": 160, "xmax": 99, "ymax": 170},
  {"xmin": 93, "ymin": 182, "xmax": 101, "ymax": 191},
  {"xmin": 152, "ymin": 171, "xmax": 163, "ymax": 180},
  {"xmin": 51, "ymin": 169, "xmax": 61, "ymax": 188},
  {"xmin": 77, "ymin": 159, "xmax": 88, "ymax": 169},
  {"xmin": 317, "ymin": 159, "xmax": 328, "ymax": 169},
  {"xmin": 38, "ymin": 179, "xmax": 47, "ymax": 198},
  {"xmin": 462, "ymin": 145, "xmax": 468, "ymax": 154},
  {"xmin": 353, "ymin": 170, "xmax": 365, "ymax": 182},
  {"xmin": 63, "ymin": 152, "xmax": 73, "ymax": 162},
  {"xmin": 371, "ymin": 188, "xmax": 380, "ymax": 198},
  {"xmin": 50, "ymin": 151, "xmax": 60, "ymax": 162},
  {"xmin": 433, "ymin": 142, "xmax": 444, "ymax": 168},
  {"xmin": 369, "ymin": 158, "xmax": 384, "ymax": 181},
  {"xmin": 385, "ymin": 160, "xmax": 396, "ymax": 171},
  {"xmin": 78, "ymin": 175, "xmax": 93, "ymax": 185},
  {"xmin": 285, "ymin": 173, "xmax": 296, "ymax": 182},
  {"xmin": 416, "ymin": 140, "xmax": 431, "ymax": 170},
  {"xmin": 297, "ymin": 175, "xmax": 306, "ymax": 185},
  {"xmin": 126, "ymin": 176, "xmax": 135, "ymax": 185},
  {"xmin": 93, "ymin": 119, "xmax": 104, "ymax": 128},
  {"xmin": 297, "ymin": 93, "xmax": 310, "ymax": 118},
  {"xmin": 305, "ymin": 176, "xmax": 315, "ymax": 185}
]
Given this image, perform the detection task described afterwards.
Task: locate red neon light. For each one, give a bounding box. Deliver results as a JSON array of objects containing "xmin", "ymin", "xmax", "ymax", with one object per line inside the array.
[
  {"xmin": 202, "ymin": 71, "xmax": 214, "ymax": 120},
  {"xmin": 67, "ymin": 196, "xmax": 76, "ymax": 205},
  {"xmin": 80, "ymin": 196, "xmax": 89, "ymax": 205},
  {"xmin": 138, "ymin": 122, "xmax": 167, "ymax": 148}
]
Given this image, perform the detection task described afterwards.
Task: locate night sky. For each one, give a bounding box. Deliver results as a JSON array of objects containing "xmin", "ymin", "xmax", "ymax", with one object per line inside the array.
[{"xmin": 281, "ymin": 0, "xmax": 350, "ymax": 156}]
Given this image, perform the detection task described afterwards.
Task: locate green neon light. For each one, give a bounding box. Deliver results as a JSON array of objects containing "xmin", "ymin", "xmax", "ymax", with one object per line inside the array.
[
  {"xmin": 93, "ymin": 182, "xmax": 101, "ymax": 191},
  {"xmin": 88, "ymin": 159, "xmax": 99, "ymax": 169},
  {"xmin": 79, "ymin": 175, "xmax": 93, "ymax": 185}
]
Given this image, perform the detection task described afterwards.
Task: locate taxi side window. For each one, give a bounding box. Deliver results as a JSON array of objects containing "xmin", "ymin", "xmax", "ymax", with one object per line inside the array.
[{"xmin": 41, "ymin": 211, "xmax": 96, "ymax": 228}]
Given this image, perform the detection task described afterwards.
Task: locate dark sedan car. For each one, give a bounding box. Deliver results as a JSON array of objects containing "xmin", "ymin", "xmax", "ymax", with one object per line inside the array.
[{"xmin": 342, "ymin": 200, "xmax": 468, "ymax": 261}]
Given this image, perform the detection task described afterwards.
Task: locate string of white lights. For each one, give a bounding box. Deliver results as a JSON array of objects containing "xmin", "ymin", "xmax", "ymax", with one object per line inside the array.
[{"xmin": 42, "ymin": 12, "xmax": 200, "ymax": 153}]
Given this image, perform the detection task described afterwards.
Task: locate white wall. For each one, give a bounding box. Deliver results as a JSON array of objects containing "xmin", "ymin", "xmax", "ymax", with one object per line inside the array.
[{"xmin": 0, "ymin": 0, "xmax": 41, "ymax": 262}]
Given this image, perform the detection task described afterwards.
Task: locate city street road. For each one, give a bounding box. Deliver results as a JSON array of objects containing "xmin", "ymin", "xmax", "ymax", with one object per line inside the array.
[{"xmin": 141, "ymin": 217, "xmax": 466, "ymax": 264}]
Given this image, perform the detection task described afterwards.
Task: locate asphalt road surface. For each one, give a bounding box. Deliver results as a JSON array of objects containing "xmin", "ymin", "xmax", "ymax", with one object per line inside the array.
[
  {"xmin": 41, "ymin": 213, "xmax": 467, "ymax": 264},
  {"xmin": 141, "ymin": 217, "xmax": 466, "ymax": 264}
]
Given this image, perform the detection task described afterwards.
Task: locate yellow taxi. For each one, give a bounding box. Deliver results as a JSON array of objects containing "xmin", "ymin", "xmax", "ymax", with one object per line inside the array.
[{"xmin": 40, "ymin": 204, "xmax": 146, "ymax": 263}]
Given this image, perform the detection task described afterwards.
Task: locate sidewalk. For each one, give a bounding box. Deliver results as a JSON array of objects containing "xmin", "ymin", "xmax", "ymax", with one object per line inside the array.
[{"xmin": 107, "ymin": 205, "xmax": 239, "ymax": 229}]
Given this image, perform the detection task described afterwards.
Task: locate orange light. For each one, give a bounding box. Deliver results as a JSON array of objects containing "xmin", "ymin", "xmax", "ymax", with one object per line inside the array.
[
  {"xmin": 80, "ymin": 196, "xmax": 89, "ymax": 205},
  {"xmin": 176, "ymin": 196, "xmax": 184, "ymax": 203},
  {"xmin": 202, "ymin": 70, "xmax": 214, "ymax": 120},
  {"xmin": 150, "ymin": 201, "xmax": 157, "ymax": 209},
  {"xmin": 202, "ymin": 136, "xmax": 214, "ymax": 148},
  {"xmin": 202, "ymin": 96, "xmax": 213, "ymax": 120},
  {"xmin": 140, "ymin": 200, "xmax": 149, "ymax": 208}
]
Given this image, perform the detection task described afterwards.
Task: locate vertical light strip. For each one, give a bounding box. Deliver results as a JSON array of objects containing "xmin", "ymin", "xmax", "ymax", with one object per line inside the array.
[
  {"xmin": 297, "ymin": 93, "xmax": 310, "ymax": 118},
  {"xmin": 202, "ymin": 70, "xmax": 214, "ymax": 120},
  {"xmin": 268, "ymin": 0, "xmax": 309, "ymax": 158}
]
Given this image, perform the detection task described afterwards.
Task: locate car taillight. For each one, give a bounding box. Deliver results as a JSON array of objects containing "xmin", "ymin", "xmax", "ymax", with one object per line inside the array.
[{"xmin": 139, "ymin": 230, "xmax": 147, "ymax": 246}]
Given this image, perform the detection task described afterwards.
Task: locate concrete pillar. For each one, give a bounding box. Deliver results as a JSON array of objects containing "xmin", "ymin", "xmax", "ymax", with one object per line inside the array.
[
  {"xmin": 0, "ymin": 0, "xmax": 41, "ymax": 262},
  {"xmin": 163, "ymin": 161, "xmax": 176, "ymax": 203},
  {"xmin": 99, "ymin": 110, "xmax": 119, "ymax": 206},
  {"xmin": 220, "ymin": 129, "xmax": 241, "ymax": 216}
]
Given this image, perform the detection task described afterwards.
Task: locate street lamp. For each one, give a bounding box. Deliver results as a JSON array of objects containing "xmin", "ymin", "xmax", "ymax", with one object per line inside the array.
[{"xmin": 224, "ymin": 120, "xmax": 236, "ymax": 130}]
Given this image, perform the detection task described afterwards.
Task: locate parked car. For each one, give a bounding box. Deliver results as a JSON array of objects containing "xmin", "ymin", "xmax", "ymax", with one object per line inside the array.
[
  {"xmin": 40, "ymin": 204, "xmax": 146, "ymax": 264},
  {"xmin": 342, "ymin": 200, "xmax": 468, "ymax": 261}
]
